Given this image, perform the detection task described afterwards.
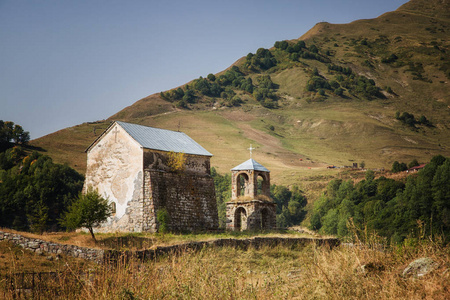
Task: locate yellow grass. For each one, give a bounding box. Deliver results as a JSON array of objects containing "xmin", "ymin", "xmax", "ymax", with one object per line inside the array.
[{"xmin": 2, "ymin": 237, "xmax": 449, "ymax": 299}]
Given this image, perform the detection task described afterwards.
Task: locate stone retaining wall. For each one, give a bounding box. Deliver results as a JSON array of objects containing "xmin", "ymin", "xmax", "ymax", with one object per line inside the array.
[
  {"xmin": 0, "ymin": 230, "xmax": 340, "ymax": 265},
  {"xmin": 104, "ymin": 236, "xmax": 341, "ymax": 264},
  {"xmin": 0, "ymin": 231, "xmax": 104, "ymax": 263}
]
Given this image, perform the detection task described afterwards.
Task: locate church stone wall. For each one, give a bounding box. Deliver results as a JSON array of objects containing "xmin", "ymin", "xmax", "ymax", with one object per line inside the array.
[{"xmin": 144, "ymin": 171, "xmax": 218, "ymax": 232}]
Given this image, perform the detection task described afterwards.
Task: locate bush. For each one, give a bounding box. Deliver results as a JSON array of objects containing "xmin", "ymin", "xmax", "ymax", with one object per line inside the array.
[
  {"xmin": 157, "ymin": 208, "xmax": 170, "ymax": 233},
  {"xmin": 392, "ymin": 161, "xmax": 407, "ymax": 173},
  {"xmin": 167, "ymin": 151, "xmax": 186, "ymax": 172}
]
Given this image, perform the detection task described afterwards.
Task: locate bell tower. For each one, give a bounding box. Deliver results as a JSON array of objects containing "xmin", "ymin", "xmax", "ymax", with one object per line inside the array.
[
  {"xmin": 231, "ymin": 159, "xmax": 271, "ymax": 200},
  {"xmin": 226, "ymin": 151, "xmax": 276, "ymax": 231}
]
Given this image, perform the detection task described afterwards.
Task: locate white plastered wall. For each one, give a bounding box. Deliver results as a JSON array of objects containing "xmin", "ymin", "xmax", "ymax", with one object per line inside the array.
[{"xmin": 84, "ymin": 123, "xmax": 143, "ymax": 222}]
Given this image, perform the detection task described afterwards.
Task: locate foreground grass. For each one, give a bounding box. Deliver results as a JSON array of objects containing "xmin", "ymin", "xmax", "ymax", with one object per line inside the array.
[{"xmin": 1, "ymin": 236, "xmax": 449, "ymax": 299}]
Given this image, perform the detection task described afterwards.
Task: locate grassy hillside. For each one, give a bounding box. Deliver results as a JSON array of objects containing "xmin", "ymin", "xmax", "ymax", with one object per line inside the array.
[{"xmin": 32, "ymin": 0, "xmax": 450, "ymax": 196}]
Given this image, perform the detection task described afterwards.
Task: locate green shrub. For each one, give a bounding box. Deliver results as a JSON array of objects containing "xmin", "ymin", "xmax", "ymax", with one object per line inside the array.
[{"xmin": 157, "ymin": 208, "xmax": 170, "ymax": 233}]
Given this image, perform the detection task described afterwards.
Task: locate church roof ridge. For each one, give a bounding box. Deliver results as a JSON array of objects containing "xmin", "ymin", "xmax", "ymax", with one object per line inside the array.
[
  {"xmin": 86, "ymin": 121, "xmax": 212, "ymax": 156},
  {"xmin": 117, "ymin": 121, "xmax": 212, "ymax": 156},
  {"xmin": 231, "ymin": 158, "xmax": 270, "ymax": 172}
]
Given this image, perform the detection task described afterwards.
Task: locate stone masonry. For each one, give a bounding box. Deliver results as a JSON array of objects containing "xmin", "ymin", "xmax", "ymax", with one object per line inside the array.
[
  {"xmin": 0, "ymin": 230, "xmax": 104, "ymax": 263},
  {"xmin": 142, "ymin": 170, "xmax": 217, "ymax": 232}
]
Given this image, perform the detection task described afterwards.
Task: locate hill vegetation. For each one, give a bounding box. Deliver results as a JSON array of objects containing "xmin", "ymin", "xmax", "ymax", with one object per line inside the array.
[
  {"xmin": 310, "ymin": 154, "xmax": 450, "ymax": 243},
  {"xmin": 29, "ymin": 0, "xmax": 450, "ymax": 226},
  {"xmin": 0, "ymin": 122, "xmax": 84, "ymax": 233}
]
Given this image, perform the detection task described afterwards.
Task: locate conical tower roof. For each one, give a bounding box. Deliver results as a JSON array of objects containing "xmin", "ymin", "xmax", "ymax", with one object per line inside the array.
[{"xmin": 231, "ymin": 158, "xmax": 270, "ymax": 172}]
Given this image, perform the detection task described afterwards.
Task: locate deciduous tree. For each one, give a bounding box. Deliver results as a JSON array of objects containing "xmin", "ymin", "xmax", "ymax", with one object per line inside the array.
[{"xmin": 60, "ymin": 188, "xmax": 112, "ymax": 242}]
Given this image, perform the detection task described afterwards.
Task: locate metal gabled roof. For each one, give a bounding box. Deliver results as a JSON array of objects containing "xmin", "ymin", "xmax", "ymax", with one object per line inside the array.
[
  {"xmin": 231, "ymin": 158, "xmax": 270, "ymax": 172},
  {"xmin": 117, "ymin": 121, "xmax": 212, "ymax": 156},
  {"xmin": 86, "ymin": 121, "xmax": 212, "ymax": 156}
]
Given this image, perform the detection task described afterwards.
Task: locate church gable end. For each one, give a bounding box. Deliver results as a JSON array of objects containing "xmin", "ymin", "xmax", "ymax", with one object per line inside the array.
[{"xmin": 84, "ymin": 122, "xmax": 144, "ymax": 232}]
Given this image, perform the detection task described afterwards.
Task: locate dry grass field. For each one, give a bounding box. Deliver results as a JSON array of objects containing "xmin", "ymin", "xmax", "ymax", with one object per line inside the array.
[{"xmin": 1, "ymin": 231, "xmax": 449, "ymax": 299}]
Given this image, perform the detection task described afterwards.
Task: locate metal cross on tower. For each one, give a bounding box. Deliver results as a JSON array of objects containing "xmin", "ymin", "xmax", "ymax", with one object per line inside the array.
[{"xmin": 248, "ymin": 144, "xmax": 255, "ymax": 158}]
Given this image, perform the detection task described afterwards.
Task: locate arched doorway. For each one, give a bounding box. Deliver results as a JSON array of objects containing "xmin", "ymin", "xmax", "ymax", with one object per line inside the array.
[
  {"xmin": 260, "ymin": 208, "xmax": 271, "ymax": 229},
  {"xmin": 234, "ymin": 207, "xmax": 247, "ymax": 231}
]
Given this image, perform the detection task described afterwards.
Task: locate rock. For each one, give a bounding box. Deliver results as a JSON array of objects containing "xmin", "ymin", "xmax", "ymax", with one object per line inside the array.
[
  {"xmin": 28, "ymin": 242, "xmax": 40, "ymax": 249},
  {"xmin": 403, "ymin": 257, "xmax": 439, "ymax": 277},
  {"xmin": 46, "ymin": 255, "xmax": 54, "ymax": 261},
  {"xmin": 287, "ymin": 269, "xmax": 301, "ymax": 278}
]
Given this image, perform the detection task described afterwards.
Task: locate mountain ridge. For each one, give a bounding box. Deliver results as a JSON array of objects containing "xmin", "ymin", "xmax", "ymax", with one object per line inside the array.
[{"xmin": 32, "ymin": 0, "xmax": 450, "ymax": 191}]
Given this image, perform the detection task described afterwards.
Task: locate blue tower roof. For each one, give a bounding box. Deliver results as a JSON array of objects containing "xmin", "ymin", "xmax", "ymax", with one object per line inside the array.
[{"xmin": 231, "ymin": 158, "xmax": 270, "ymax": 172}]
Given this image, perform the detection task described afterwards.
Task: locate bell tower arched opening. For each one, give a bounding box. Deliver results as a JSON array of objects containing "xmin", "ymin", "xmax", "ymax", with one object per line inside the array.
[
  {"xmin": 237, "ymin": 172, "xmax": 249, "ymax": 197},
  {"xmin": 234, "ymin": 207, "xmax": 247, "ymax": 231},
  {"xmin": 256, "ymin": 173, "xmax": 270, "ymax": 198}
]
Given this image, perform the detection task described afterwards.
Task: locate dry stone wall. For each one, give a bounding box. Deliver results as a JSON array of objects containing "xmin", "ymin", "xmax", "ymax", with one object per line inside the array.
[
  {"xmin": 0, "ymin": 230, "xmax": 340, "ymax": 265},
  {"xmin": 102, "ymin": 237, "xmax": 341, "ymax": 264},
  {"xmin": 0, "ymin": 230, "xmax": 104, "ymax": 263}
]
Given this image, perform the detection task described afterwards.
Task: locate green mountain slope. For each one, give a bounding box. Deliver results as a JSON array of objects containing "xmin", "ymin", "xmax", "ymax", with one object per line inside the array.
[{"xmin": 32, "ymin": 0, "xmax": 450, "ymax": 190}]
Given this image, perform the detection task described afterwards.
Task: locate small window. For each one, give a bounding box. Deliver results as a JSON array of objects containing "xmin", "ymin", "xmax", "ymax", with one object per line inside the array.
[{"xmin": 111, "ymin": 202, "xmax": 116, "ymax": 215}]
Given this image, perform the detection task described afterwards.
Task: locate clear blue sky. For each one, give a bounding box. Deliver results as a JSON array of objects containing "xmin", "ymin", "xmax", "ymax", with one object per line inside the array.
[{"xmin": 0, "ymin": 0, "xmax": 409, "ymax": 139}]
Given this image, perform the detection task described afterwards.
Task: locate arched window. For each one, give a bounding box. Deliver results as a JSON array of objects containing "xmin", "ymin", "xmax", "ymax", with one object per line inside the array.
[
  {"xmin": 257, "ymin": 174, "xmax": 265, "ymax": 196},
  {"xmin": 257, "ymin": 173, "xmax": 270, "ymax": 197},
  {"xmin": 237, "ymin": 173, "xmax": 249, "ymax": 197}
]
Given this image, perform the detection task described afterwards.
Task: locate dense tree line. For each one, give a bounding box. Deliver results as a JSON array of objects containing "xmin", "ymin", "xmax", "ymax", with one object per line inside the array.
[
  {"xmin": 0, "ymin": 146, "xmax": 84, "ymax": 233},
  {"xmin": 253, "ymin": 75, "xmax": 278, "ymax": 108},
  {"xmin": 245, "ymin": 48, "xmax": 277, "ymax": 71},
  {"xmin": 328, "ymin": 64, "xmax": 353, "ymax": 75},
  {"xmin": 161, "ymin": 65, "xmax": 279, "ymax": 109},
  {"xmin": 274, "ymin": 40, "xmax": 330, "ymax": 63},
  {"xmin": 395, "ymin": 111, "xmax": 432, "ymax": 128},
  {"xmin": 391, "ymin": 159, "xmax": 420, "ymax": 173},
  {"xmin": 160, "ymin": 66, "xmax": 249, "ymax": 108},
  {"xmin": 309, "ymin": 155, "xmax": 450, "ymax": 243},
  {"xmin": 305, "ymin": 68, "xmax": 343, "ymax": 97},
  {"xmin": 0, "ymin": 120, "xmax": 30, "ymax": 152},
  {"xmin": 271, "ymin": 185, "xmax": 307, "ymax": 228},
  {"xmin": 211, "ymin": 168, "xmax": 307, "ymax": 228}
]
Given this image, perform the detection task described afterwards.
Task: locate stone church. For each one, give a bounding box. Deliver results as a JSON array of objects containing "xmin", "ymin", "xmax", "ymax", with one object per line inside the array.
[
  {"xmin": 226, "ymin": 158, "xmax": 277, "ymax": 231},
  {"xmin": 84, "ymin": 121, "xmax": 218, "ymax": 233}
]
